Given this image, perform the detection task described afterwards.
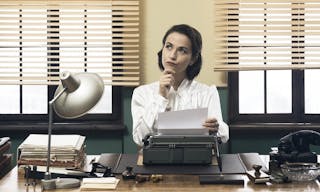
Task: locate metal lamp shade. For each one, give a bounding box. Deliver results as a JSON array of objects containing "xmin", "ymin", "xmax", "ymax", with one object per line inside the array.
[{"xmin": 53, "ymin": 72, "xmax": 104, "ymax": 119}]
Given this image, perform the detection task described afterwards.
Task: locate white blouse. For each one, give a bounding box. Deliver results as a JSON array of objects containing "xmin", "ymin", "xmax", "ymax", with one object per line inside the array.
[{"xmin": 131, "ymin": 79, "xmax": 229, "ymax": 146}]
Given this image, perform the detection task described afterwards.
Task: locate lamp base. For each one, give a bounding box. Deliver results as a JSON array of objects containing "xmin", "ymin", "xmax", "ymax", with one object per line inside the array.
[{"xmin": 41, "ymin": 178, "xmax": 80, "ymax": 190}]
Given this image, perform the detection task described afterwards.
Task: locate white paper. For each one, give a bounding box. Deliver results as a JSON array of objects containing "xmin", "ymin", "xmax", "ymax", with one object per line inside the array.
[
  {"xmin": 21, "ymin": 134, "xmax": 84, "ymax": 150},
  {"xmin": 158, "ymin": 108, "xmax": 208, "ymax": 135},
  {"xmin": 81, "ymin": 177, "xmax": 120, "ymax": 190},
  {"xmin": 82, "ymin": 177, "xmax": 119, "ymax": 184}
]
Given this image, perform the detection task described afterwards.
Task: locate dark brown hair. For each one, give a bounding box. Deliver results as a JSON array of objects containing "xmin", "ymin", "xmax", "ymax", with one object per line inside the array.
[{"xmin": 157, "ymin": 24, "xmax": 202, "ymax": 80}]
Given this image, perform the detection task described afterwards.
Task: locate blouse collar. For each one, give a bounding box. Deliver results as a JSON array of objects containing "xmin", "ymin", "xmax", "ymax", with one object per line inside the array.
[{"xmin": 173, "ymin": 79, "xmax": 192, "ymax": 94}]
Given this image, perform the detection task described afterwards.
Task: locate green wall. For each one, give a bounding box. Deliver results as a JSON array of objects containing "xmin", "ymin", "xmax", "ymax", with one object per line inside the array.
[
  {"xmin": 122, "ymin": 87, "xmax": 139, "ymax": 153},
  {"xmin": 1, "ymin": 87, "xmax": 309, "ymax": 169}
]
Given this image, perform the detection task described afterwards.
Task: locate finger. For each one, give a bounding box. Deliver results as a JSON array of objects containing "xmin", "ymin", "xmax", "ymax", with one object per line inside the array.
[
  {"xmin": 205, "ymin": 117, "xmax": 217, "ymax": 123},
  {"xmin": 202, "ymin": 121, "xmax": 219, "ymax": 128},
  {"xmin": 161, "ymin": 73, "xmax": 174, "ymax": 81},
  {"xmin": 163, "ymin": 69, "xmax": 175, "ymax": 75},
  {"xmin": 161, "ymin": 77, "xmax": 174, "ymax": 87},
  {"xmin": 165, "ymin": 75, "xmax": 175, "ymax": 85},
  {"xmin": 204, "ymin": 120, "xmax": 217, "ymax": 125},
  {"xmin": 160, "ymin": 73, "xmax": 174, "ymax": 81}
]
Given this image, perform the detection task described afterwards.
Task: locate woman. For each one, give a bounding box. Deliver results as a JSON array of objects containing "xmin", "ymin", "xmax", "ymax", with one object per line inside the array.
[{"xmin": 131, "ymin": 24, "xmax": 229, "ymax": 146}]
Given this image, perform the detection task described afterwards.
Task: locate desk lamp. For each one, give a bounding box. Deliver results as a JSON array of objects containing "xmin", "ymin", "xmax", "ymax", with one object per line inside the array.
[{"xmin": 41, "ymin": 71, "xmax": 104, "ymax": 190}]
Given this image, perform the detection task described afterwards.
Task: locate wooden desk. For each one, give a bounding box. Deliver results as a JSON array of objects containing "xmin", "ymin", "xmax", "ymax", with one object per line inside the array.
[{"xmin": 1, "ymin": 156, "xmax": 320, "ymax": 192}]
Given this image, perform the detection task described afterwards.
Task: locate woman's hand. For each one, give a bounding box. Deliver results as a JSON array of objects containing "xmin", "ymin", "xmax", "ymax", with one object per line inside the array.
[
  {"xmin": 159, "ymin": 69, "xmax": 175, "ymax": 99},
  {"xmin": 203, "ymin": 117, "xmax": 219, "ymax": 134}
]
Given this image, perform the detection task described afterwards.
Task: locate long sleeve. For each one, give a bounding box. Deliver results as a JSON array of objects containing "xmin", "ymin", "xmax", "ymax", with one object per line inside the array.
[
  {"xmin": 131, "ymin": 83, "xmax": 168, "ymax": 146},
  {"xmin": 207, "ymin": 85, "xmax": 229, "ymax": 143}
]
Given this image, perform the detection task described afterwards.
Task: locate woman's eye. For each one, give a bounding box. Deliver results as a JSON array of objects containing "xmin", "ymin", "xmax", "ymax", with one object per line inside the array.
[
  {"xmin": 165, "ymin": 44, "xmax": 172, "ymax": 49},
  {"xmin": 178, "ymin": 48, "xmax": 188, "ymax": 54}
]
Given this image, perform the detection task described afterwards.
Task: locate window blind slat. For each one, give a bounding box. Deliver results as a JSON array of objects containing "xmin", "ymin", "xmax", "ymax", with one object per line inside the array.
[
  {"xmin": 0, "ymin": 0, "xmax": 140, "ymax": 86},
  {"xmin": 0, "ymin": 28, "xmax": 139, "ymax": 32},
  {"xmin": 0, "ymin": 61, "xmax": 139, "ymax": 64},
  {"xmin": 215, "ymin": 0, "xmax": 320, "ymax": 4},
  {"xmin": 214, "ymin": 64, "xmax": 320, "ymax": 71},
  {"xmin": 0, "ymin": 66, "xmax": 140, "ymax": 70},
  {"xmin": 1, "ymin": 49, "xmax": 139, "ymax": 53}
]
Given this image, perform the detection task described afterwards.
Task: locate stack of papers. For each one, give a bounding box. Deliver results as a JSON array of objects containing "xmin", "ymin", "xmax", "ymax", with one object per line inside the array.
[
  {"xmin": 18, "ymin": 134, "xmax": 86, "ymax": 169},
  {"xmin": 80, "ymin": 177, "xmax": 120, "ymax": 191},
  {"xmin": 158, "ymin": 108, "xmax": 209, "ymax": 135},
  {"xmin": 0, "ymin": 137, "xmax": 12, "ymax": 178}
]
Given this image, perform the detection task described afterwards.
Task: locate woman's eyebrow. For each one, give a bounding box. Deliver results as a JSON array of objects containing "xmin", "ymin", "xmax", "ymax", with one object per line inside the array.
[{"xmin": 165, "ymin": 41, "xmax": 190, "ymax": 51}]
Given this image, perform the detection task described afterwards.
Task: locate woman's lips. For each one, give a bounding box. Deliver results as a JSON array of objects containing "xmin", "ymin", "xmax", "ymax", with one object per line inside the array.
[{"xmin": 166, "ymin": 61, "xmax": 176, "ymax": 66}]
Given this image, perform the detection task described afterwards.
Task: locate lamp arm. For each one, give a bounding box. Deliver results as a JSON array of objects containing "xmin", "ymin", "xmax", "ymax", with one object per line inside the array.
[
  {"xmin": 45, "ymin": 87, "xmax": 67, "ymax": 178},
  {"xmin": 50, "ymin": 87, "xmax": 67, "ymax": 105}
]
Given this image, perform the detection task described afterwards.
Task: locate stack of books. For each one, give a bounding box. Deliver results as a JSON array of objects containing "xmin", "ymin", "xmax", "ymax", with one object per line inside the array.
[
  {"xmin": 0, "ymin": 137, "xmax": 12, "ymax": 178},
  {"xmin": 18, "ymin": 134, "xmax": 86, "ymax": 169}
]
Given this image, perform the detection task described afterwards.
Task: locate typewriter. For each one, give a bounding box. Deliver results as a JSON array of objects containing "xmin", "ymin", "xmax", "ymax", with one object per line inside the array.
[{"xmin": 142, "ymin": 134, "xmax": 219, "ymax": 165}]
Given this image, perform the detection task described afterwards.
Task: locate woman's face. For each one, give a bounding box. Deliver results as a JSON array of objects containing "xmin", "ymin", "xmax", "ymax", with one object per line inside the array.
[{"xmin": 161, "ymin": 32, "xmax": 193, "ymax": 75}]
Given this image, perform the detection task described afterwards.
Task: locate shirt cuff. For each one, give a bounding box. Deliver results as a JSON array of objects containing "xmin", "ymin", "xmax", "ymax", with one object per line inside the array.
[{"xmin": 156, "ymin": 94, "xmax": 169, "ymax": 112}]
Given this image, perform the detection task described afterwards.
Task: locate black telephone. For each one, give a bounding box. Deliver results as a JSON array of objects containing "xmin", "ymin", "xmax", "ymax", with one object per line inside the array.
[
  {"xmin": 270, "ymin": 130, "xmax": 320, "ymax": 164},
  {"xmin": 269, "ymin": 130, "xmax": 320, "ymax": 182}
]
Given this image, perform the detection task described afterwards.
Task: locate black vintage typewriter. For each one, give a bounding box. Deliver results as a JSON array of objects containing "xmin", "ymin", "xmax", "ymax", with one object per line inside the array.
[{"xmin": 142, "ymin": 134, "xmax": 218, "ymax": 165}]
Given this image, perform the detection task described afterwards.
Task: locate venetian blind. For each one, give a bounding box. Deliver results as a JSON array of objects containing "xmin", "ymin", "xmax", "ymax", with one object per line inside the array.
[
  {"xmin": 214, "ymin": 0, "xmax": 320, "ymax": 71},
  {"xmin": 0, "ymin": 0, "xmax": 139, "ymax": 86}
]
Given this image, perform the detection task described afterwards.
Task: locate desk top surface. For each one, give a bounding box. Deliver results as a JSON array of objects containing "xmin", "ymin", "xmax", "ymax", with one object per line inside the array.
[{"xmin": 1, "ymin": 155, "xmax": 320, "ymax": 192}]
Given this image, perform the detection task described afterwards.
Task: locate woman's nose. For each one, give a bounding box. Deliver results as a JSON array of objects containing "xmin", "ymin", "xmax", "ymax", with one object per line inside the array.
[{"xmin": 169, "ymin": 49, "xmax": 177, "ymax": 60}]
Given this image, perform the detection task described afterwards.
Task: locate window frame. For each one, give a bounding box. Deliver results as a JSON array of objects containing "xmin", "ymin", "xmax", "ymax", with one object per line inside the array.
[{"xmin": 228, "ymin": 70, "xmax": 306, "ymax": 125}]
